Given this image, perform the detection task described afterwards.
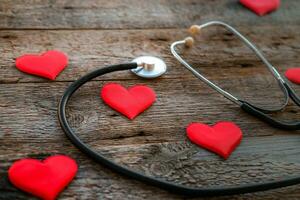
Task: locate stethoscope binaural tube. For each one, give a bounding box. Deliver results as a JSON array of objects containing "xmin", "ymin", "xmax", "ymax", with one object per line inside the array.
[
  {"xmin": 58, "ymin": 62, "xmax": 300, "ymax": 197},
  {"xmin": 171, "ymin": 21, "xmax": 300, "ymax": 130}
]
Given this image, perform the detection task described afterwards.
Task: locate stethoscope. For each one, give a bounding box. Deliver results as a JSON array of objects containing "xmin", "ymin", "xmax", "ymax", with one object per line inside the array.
[{"xmin": 58, "ymin": 21, "xmax": 300, "ymax": 197}]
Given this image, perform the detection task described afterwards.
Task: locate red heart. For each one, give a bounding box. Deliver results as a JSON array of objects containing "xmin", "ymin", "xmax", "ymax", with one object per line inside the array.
[
  {"xmin": 15, "ymin": 50, "xmax": 68, "ymax": 80},
  {"xmin": 8, "ymin": 155, "xmax": 78, "ymax": 200},
  {"xmin": 101, "ymin": 83, "xmax": 156, "ymax": 120},
  {"xmin": 186, "ymin": 122, "xmax": 243, "ymax": 159},
  {"xmin": 240, "ymin": 0, "xmax": 280, "ymax": 16},
  {"xmin": 285, "ymin": 68, "xmax": 300, "ymax": 84}
]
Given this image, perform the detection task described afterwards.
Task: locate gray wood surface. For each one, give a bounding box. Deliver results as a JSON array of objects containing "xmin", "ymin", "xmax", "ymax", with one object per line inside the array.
[{"xmin": 1, "ymin": 0, "xmax": 300, "ymax": 199}]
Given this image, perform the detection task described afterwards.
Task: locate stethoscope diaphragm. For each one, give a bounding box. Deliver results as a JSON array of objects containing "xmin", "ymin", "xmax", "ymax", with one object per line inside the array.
[{"xmin": 131, "ymin": 56, "xmax": 167, "ymax": 78}]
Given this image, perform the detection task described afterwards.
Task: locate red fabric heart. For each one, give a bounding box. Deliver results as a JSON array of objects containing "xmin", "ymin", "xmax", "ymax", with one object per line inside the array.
[
  {"xmin": 8, "ymin": 155, "xmax": 78, "ymax": 200},
  {"xmin": 186, "ymin": 122, "xmax": 243, "ymax": 159},
  {"xmin": 101, "ymin": 83, "xmax": 156, "ymax": 120},
  {"xmin": 15, "ymin": 50, "xmax": 68, "ymax": 80},
  {"xmin": 285, "ymin": 68, "xmax": 300, "ymax": 84},
  {"xmin": 240, "ymin": 0, "xmax": 280, "ymax": 16}
]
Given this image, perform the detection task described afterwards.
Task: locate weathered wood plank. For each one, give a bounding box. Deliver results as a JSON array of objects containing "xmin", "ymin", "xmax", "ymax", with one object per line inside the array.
[
  {"xmin": 1, "ymin": 135, "xmax": 300, "ymax": 199},
  {"xmin": 0, "ymin": 26, "xmax": 300, "ymax": 83},
  {"xmin": 0, "ymin": 0, "xmax": 299, "ymax": 29},
  {"xmin": 1, "ymin": 79, "xmax": 300, "ymax": 145}
]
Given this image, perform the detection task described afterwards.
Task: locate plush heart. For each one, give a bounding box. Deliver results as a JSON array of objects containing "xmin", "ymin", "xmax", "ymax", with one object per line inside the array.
[
  {"xmin": 239, "ymin": 0, "xmax": 280, "ymax": 16},
  {"xmin": 101, "ymin": 83, "xmax": 156, "ymax": 120},
  {"xmin": 15, "ymin": 50, "xmax": 68, "ymax": 80},
  {"xmin": 285, "ymin": 68, "xmax": 300, "ymax": 84},
  {"xmin": 8, "ymin": 155, "xmax": 78, "ymax": 200},
  {"xmin": 186, "ymin": 122, "xmax": 242, "ymax": 159}
]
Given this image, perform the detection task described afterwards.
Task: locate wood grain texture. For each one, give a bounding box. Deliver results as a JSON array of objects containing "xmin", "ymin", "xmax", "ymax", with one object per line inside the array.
[
  {"xmin": 1, "ymin": 136, "xmax": 300, "ymax": 200},
  {"xmin": 1, "ymin": 80, "xmax": 300, "ymax": 199},
  {"xmin": 1, "ymin": 0, "xmax": 300, "ymax": 199},
  {"xmin": 0, "ymin": 0, "xmax": 299, "ymax": 29},
  {"xmin": 0, "ymin": 26, "xmax": 300, "ymax": 83}
]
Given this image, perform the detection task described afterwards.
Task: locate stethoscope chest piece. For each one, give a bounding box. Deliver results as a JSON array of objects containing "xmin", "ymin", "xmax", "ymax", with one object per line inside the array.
[{"xmin": 131, "ymin": 56, "xmax": 167, "ymax": 78}]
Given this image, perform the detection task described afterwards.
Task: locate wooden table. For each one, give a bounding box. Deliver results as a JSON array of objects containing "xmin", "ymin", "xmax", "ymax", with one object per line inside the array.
[{"xmin": 1, "ymin": 0, "xmax": 300, "ymax": 199}]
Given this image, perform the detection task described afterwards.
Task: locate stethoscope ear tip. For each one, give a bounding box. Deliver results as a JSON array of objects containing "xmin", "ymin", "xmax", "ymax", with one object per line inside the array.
[
  {"xmin": 184, "ymin": 37, "xmax": 195, "ymax": 48},
  {"xmin": 188, "ymin": 25, "xmax": 201, "ymax": 35}
]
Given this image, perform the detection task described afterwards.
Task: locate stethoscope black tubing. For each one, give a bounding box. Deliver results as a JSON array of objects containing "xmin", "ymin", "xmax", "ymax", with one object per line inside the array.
[
  {"xmin": 240, "ymin": 100, "xmax": 300, "ymax": 130},
  {"xmin": 58, "ymin": 63, "xmax": 300, "ymax": 197}
]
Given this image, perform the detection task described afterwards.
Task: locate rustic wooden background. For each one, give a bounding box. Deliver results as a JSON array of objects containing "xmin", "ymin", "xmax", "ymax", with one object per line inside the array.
[{"xmin": 1, "ymin": 0, "xmax": 300, "ymax": 199}]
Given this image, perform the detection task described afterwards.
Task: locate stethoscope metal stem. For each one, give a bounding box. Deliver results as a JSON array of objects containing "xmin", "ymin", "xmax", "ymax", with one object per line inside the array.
[{"xmin": 170, "ymin": 40, "xmax": 242, "ymax": 106}]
